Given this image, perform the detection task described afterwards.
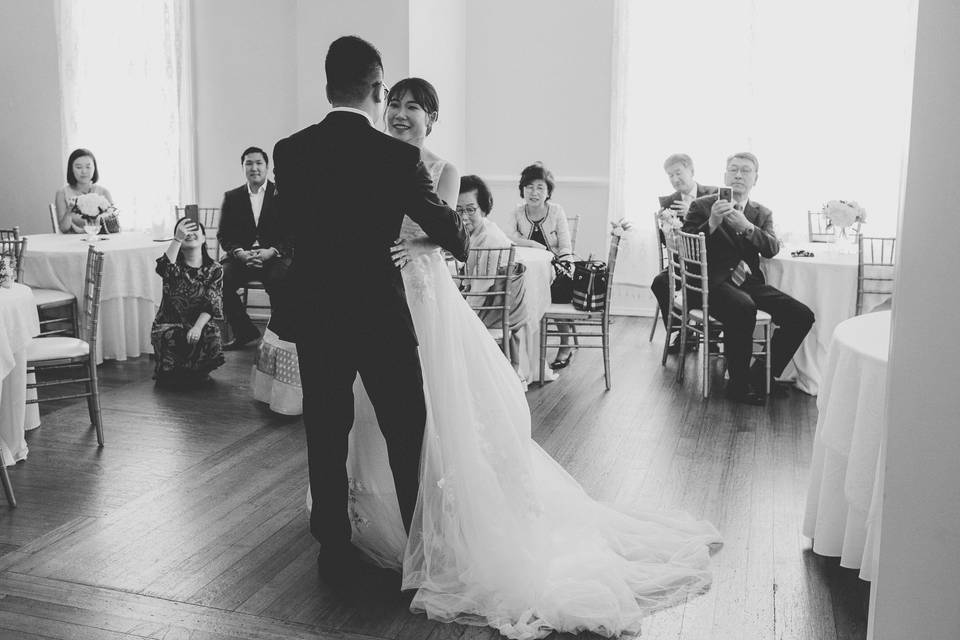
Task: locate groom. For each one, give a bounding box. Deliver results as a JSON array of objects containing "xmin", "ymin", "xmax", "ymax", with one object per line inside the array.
[{"xmin": 272, "ymin": 36, "xmax": 469, "ymax": 589}]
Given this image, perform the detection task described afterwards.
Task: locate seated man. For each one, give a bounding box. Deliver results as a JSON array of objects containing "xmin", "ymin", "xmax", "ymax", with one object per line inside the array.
[
  {"xmin": 457, "ymin": 175, "xmax": 527, "ymax": 370},
  {"xmin": 650, "ymin": 153, "xmax": 717, "ymax": 353},
  {"xmin": 218, "ymin": 146, "xmax": 291, "ymax": 349},
  {"xmin": 682, "ymin": 152, "xmax": 814, "ymax": 405}
]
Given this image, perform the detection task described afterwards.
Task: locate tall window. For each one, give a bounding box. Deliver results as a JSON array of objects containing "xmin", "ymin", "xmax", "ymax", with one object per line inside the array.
[
  {"xmin": 610, "ymin": 0, "xmax": 917, "ymax": 284},
  {"xmin": 56, "ymin": 0, "xmax": 195, "ymax": 231}
]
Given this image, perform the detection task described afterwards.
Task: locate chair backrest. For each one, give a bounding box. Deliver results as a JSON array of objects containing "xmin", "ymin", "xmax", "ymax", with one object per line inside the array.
[
  {"xmin": 0, "ymin": 232, "xmax": 26, "ymax": 282},
  {"xmin": 663, "ymin": 231, "xmax": 683, "ymax": 308},
  {"xmin": 566, "ymin": 214, "xmax": 581, "ymax": 252},
  {"xmin": 49, "ymin": 203, "xmax": 62, "ymax": 234},
  {"xmin": 455, "ymin": 246, "xmax": 516, "ymax": 353},
  {"xmin": 857, "ymin": 236, "xmax": 896, "ymax": 315},
  {"xmin": 676, "ymin": 230, "xmax": 710, "ymax": 319},
  {"xmin": 175, "ymin": 206, "xmax": 222, "ymax": 259},
  {"xmin": 809, "ymin": 210, "xmax": 862, "ymax": 243},
  {"xmin": 80, "ymin": 246, "xmax": 106, "ymax": 347},
  {"xmin": 600, "ymin": 231, "xmax": 623, "ymax": 318}
]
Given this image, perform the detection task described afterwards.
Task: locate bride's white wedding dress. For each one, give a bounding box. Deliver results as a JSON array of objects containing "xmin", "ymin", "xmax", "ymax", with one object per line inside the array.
[{"xmin": 311, "ymin": 159, "xmax": 722, "ymax": 639}]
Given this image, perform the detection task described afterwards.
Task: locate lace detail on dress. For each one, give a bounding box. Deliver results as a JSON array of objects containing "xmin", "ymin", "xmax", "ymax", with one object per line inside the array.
[
  {"xmin": 400, "ymin": 156, "xmax": 447, "ymax": 305},
  {"xmin": 348, "ymin": 476, "xmax": 371, "ymax": 529}
]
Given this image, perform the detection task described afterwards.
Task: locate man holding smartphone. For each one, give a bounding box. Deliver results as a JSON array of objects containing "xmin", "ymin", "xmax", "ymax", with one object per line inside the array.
[
  {"xmin": 682, "ymin": 152, "xmax": 814, "ymax": 405},
  {"xmin": 650, "ymin": 154, "xmax": 717, "ymax": 353}
]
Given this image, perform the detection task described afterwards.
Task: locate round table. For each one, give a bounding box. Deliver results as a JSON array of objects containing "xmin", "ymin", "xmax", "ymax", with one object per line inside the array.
[
  {"xmin": 761, "ymin": 242, "xmax": 861, "ymax": 394},
  {"xmin": 0, "ymin": 283, "xmax": 41, "ymax": 466},
  {"xmin": 22, "ymin": 232, "xmax": 164, "ymax": 363},
  {"xmin": 803, "ymin": 310, "xmax": 891, "ymax": 581}
]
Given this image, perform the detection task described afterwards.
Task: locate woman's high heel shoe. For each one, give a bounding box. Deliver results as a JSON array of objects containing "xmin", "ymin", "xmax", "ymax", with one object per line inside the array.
[{"xmin": 550, "ymin": 350, "xmax": 575, "ymax": 370}]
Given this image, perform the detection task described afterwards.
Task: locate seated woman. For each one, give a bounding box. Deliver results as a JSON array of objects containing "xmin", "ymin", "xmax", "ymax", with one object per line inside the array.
[
  {"xmin": 458, "ymin": 175, "xmax": 528, "ymax": 371},
  {"xmin": 507, "ymin": 162, "xmax": 576, "ymax": 369},
  {"xmin": 151, "ymin": 218, "xmax": 225, "ymax": 387},
  {"xmin": 54, "ymin": 148, "xmax": 120, "ymax": 234}
]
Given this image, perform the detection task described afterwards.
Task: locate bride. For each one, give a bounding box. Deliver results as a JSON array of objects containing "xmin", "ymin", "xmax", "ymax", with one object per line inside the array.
[{"xmin": 311, "ymin": 77, "xmax": 722, "ymax": 639}]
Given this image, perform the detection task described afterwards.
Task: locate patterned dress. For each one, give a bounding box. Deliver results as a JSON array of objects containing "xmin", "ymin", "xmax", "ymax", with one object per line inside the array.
[{"xmin": 151, "ymin": 254, "xmax": 225, "ymax": 380}]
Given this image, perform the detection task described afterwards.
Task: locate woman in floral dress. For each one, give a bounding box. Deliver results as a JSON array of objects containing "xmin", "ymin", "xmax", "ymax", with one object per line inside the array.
[{"xmin": 151, "ymin": 217, "xmax": 225, "ymax": 386}]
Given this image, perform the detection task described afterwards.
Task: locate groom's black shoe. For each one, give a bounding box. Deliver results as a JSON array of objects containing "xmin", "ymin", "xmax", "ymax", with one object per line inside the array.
[{"xmin": 317, "ymin": 546, "xmax": 401, "ymax": 597}]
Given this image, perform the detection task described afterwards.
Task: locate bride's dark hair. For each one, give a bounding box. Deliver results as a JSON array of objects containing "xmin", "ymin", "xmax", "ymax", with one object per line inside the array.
[{"xmin": 387, "ymin": 77, "xmax": 439, "ymax": 135}]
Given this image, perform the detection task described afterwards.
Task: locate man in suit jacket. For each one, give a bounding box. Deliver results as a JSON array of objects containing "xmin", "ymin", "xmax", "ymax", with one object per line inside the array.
[
  {"xmin": 272, "ymin": 36, "xmax": 468, "ymax": 590},
  {"xmin": 682, "ymin": 152, "xmax": 814, "ymax": 405},
  {"xmin": 218, "ymin": 146, "xmax": 291, "ymax": 349},
  {"xmin": 650, "ymin": 154, "xmax": 718, "ymax": 352}
]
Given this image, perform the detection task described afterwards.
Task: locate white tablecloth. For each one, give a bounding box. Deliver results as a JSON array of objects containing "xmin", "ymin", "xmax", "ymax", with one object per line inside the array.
[
  {"xmin": 803, "ymin": 310, "xmax": 891, "ymax": 581},
  {"xmin": 0, "ymin": 284, "xmax": 41, "ymax": 466},
  {"xmin": 761, "ymin": 242, "xmax": 860, "ymax": 395},
  {"xmin": 513, "ymin": 247, "xmax": 554, "ymax": 382},
  {"xmin": 22, "ymin": 232, "xmax": 164, "ymax": 364}
]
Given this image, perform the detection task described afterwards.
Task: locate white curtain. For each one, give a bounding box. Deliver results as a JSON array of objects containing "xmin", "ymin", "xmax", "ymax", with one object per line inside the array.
[
  {"xmin": 609, "ymin": 0, "xmax": 917, "ymax": 287},
  {"xmin": 56, "ymin": 0, "xmax": 195, "ymax": 232}
]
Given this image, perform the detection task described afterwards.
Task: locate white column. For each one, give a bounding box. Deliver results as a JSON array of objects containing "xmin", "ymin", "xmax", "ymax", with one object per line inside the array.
[{"xmin": 868, "ymin": 1, "xmax": 960, "ymax": 638}]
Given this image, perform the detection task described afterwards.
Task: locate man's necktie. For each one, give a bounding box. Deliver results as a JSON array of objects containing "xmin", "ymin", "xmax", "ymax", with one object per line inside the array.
[{"xmin": 729, "ymin": 203, "xmax": 752, "ymax": 286}]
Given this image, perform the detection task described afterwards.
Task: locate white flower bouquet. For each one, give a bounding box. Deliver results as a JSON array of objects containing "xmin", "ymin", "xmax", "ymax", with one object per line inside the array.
[
  {"xmin": 822, "ymin": 200, "xmax": 867, "ymax": 229},
  {"xmin": 0, "ymin": 255, "xmax": 13, "ymax": 288},
  {"xmin": 71, "ymin": 193, "xmax": 115, "ymax": 222}
]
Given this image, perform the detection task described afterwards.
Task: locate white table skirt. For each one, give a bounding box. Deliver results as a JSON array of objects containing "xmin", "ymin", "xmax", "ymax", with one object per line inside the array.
[
  {"xmin": 22, "ymin": 232, "xmax": 163, "ymax": 364},
  {"xmin": 1, "ymin": 284, "xmax": 42, "ymax": 466},
  {"xmin": 761, "ymin": 242, "xmax": 859, "ymax": 395},
  {"xmin": 513, "ymin": 247, "xmax": 554, "ymax": 382},
  {"xmin": 803, "ymin": 310, "xmax": 891, "ymax": 580}
]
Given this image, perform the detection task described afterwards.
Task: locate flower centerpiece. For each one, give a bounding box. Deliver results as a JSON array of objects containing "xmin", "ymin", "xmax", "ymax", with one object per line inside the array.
[
  {"xmin": 71, "ymin": 193, "xmax": 119, "ymax": 237},
  {"xmin": 822, "ymin": 200, "xmax": 867, "ymax": 242},
  {"xmin": 0, "ymin": 255, "xmax": 13, "ymax": 288}
]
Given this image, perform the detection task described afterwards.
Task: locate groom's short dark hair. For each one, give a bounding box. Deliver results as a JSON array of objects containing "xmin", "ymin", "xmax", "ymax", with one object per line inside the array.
[{"xmin": 326, "ymin": 36, "xmax": 383, "ymax": 105}]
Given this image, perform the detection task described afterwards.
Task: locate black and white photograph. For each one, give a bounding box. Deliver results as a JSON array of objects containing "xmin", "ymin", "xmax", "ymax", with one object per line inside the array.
[{"xmin": 0, "ymin": 1, "xmax": 956, "ymax": 639}]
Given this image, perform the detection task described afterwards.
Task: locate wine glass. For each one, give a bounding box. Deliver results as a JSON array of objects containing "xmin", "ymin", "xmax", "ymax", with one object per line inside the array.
[{"xmin": 82, "ymin": 216, "xmax": 100, "ymax": 242}]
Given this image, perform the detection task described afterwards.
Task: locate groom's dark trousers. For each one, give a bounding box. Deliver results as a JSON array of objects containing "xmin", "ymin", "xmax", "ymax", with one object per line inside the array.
[{"xmin": 273, "ymin": 111, "xmax": 469, "ymax": 553}]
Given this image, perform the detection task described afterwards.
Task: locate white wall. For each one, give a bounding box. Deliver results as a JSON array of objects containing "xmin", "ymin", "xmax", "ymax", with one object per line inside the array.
[
  {"xmin": 192, "ymin": 0, "xmax": 298, "ymax": 208},
  {"xmin": 465, "ymin": 0, "xmax": 614, "ymax": 261},
  {"xmin": 409, "ymin": 0, "xmax": 467, "ymax": 172},
  {"xmin": 0, "ymin": 1, "xmax": 65, "ymax": 234},
  {"xmin": 868, "ymin": 1, "xmax": 960, "ymax": 638}
]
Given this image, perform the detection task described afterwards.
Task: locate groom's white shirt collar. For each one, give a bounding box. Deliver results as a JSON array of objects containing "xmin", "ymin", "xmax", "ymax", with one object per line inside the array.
[{"xmin": 330, "ymin": 106, "xmax": 374, "ymax": 127}]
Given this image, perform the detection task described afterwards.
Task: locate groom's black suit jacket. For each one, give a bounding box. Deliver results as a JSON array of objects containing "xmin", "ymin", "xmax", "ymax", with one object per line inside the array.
[{"xmin": 272, "ymin": 110, "xmax": 468, "ymax": 345}]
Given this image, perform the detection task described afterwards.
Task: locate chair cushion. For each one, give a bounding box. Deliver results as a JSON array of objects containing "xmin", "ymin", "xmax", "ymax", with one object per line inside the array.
[
  {"xmin": 27, "ymin": 337, "xmax": 89, "ymax": 362},
  {"xmin": 31, "ymin": 287, "xmax": 76, "ymax": 306},
  {"xmin": 688, "ymin": 308, "xmax": 772, "ymax": 323},
  {"xmin": 543, "ymin": 303, "xmax": 599, "ymax": 318}
]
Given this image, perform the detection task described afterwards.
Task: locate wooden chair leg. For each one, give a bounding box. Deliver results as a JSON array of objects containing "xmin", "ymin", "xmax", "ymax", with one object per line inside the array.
[
  {"xmin": 765, "ymin": 324, "xmax": 772, "ymax": 395},
  {"xmin": 649, "ymin": 306, "xmax": 660, "ymax": 341},
  {"xmin": 1, "ymin": 452, "xmax": 16, "ymax": 508},
  {"xmin": 702, "ymin": 323, "xmax": 711, "ymax": 399},
  {"xmin": 71, "ymin": 299, "xmax": 80, "ymax": 338},
  {"xmin": 87, "ymin": 359, "xmax": 104, "ymax": 446},
  {"xmin": 676, "ymin": 321, "xmax": 688, "ymax": 384},
  {"xmin": 539, "ymin": 316, "xmax": 548, "ymax": 385},
  {"xmin": 661, "ymin": 307, "xmax": 675, "ymax": 366},
  {"xmin": 602, "ymin": 325, "xmax": 611, "ymax": 391}
]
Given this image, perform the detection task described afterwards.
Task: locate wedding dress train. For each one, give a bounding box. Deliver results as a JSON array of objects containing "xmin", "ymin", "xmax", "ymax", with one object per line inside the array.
[{"xmin": 310, "ymin": 161, "xmax": 721, "ymax": 639}]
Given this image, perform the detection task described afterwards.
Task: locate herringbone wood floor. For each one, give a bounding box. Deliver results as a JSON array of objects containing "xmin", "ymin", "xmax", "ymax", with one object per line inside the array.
[{"xmin": 0, "ymin": 317, "xmax": 868, "ymax": 639}]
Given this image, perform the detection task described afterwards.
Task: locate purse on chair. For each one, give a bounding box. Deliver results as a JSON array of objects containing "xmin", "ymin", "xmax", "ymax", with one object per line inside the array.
[
  {"xmin": 571, "ymin": 260, "xmax": 608, "ymax": 311},
  {"xmin": 550, "ymin": 255, "xmax": 576, "ymax": 303}
]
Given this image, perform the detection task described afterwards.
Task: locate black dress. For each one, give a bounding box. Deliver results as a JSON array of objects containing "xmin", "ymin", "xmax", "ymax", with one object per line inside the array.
[{"xmin": 151, "ymin": 254, "xmax": 225, "ymax": 381}]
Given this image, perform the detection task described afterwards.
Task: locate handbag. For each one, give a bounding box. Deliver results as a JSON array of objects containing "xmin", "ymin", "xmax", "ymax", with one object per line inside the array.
[
  {"xmin": 550, "ymin": 255, "xmax": 575, "ymax": 303},
  {"xmin": 571, "ymin": 259, "xmax": 608, "ymax": 311}
]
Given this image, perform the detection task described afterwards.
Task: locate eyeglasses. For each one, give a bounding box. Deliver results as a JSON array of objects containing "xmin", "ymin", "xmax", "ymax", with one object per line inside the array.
[
  {"xmin": 726, "ymin": 165, "xmax": 755, "ymax": 176},
  {"xmin": 456, "ymin": 205, "xmax": 480, "ymax": 216}
]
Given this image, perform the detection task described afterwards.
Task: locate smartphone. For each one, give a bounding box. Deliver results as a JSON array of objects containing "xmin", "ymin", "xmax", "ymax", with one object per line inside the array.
[
  {"xmin": 717, "ymin": 187, "xmax": 733, "ymax": 202},
  {"xmin": 184, "ymin": 204, "xmax": 199, "ymax": 224},
  {"xmin": 658, "ymin": 194, "xmax": 679, "ymax": 210}
]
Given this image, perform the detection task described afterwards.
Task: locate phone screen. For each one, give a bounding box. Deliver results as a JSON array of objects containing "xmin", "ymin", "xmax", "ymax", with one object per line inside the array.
[
  {"xmin": 184, "ymin": 204, "xmax": 199, "ymax": 224},
  {"xmin": 718, "ymin": 187, "xmax": 732, "ymax": 202}
]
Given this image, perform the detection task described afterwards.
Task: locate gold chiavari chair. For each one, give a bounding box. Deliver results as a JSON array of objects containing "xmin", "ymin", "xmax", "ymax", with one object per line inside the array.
[
  {"xmin": 1, "ymin": 446, "xmax": 15, "ymax": 506},
  {"xmin": 452, "ymin": 246, "xmax": 517, "ymax": 356},
  {"xmin": 857, "ymin": 236, "xmax": 896, "ymax": 315},
  {"xmin": 1, "ymin": 226, "xmax": 77, "ymax": 336},
  {"xmin": 566, "ymin": 214, "xmax": 581, "ymax": 253},
  {"xmin": 48, "ymin": 203, "xmax": 61, "ymax": 234},
  {"xmin": 0, "ymin": 228, "xmax": 26, "ymax": 282},
  {"xmin": 26, "ymin": 245, "xmax": 105, "ymax": 446},
  {"xmin": 675, "ymin": 230, "xmax": 772, "ymax": 398},
  {"xmin": 539, "ymin": 231, "xmax": 621, "ymax": 390}
]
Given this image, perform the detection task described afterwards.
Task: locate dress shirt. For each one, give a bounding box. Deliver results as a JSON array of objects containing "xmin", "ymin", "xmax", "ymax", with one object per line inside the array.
[
  {"xmin": 248, "ymin": 181, "xmax": 267, "ymax": 226},
  {"xmin": 330, "ymin": 106, "xmax": 374, "ymax": 127}
]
